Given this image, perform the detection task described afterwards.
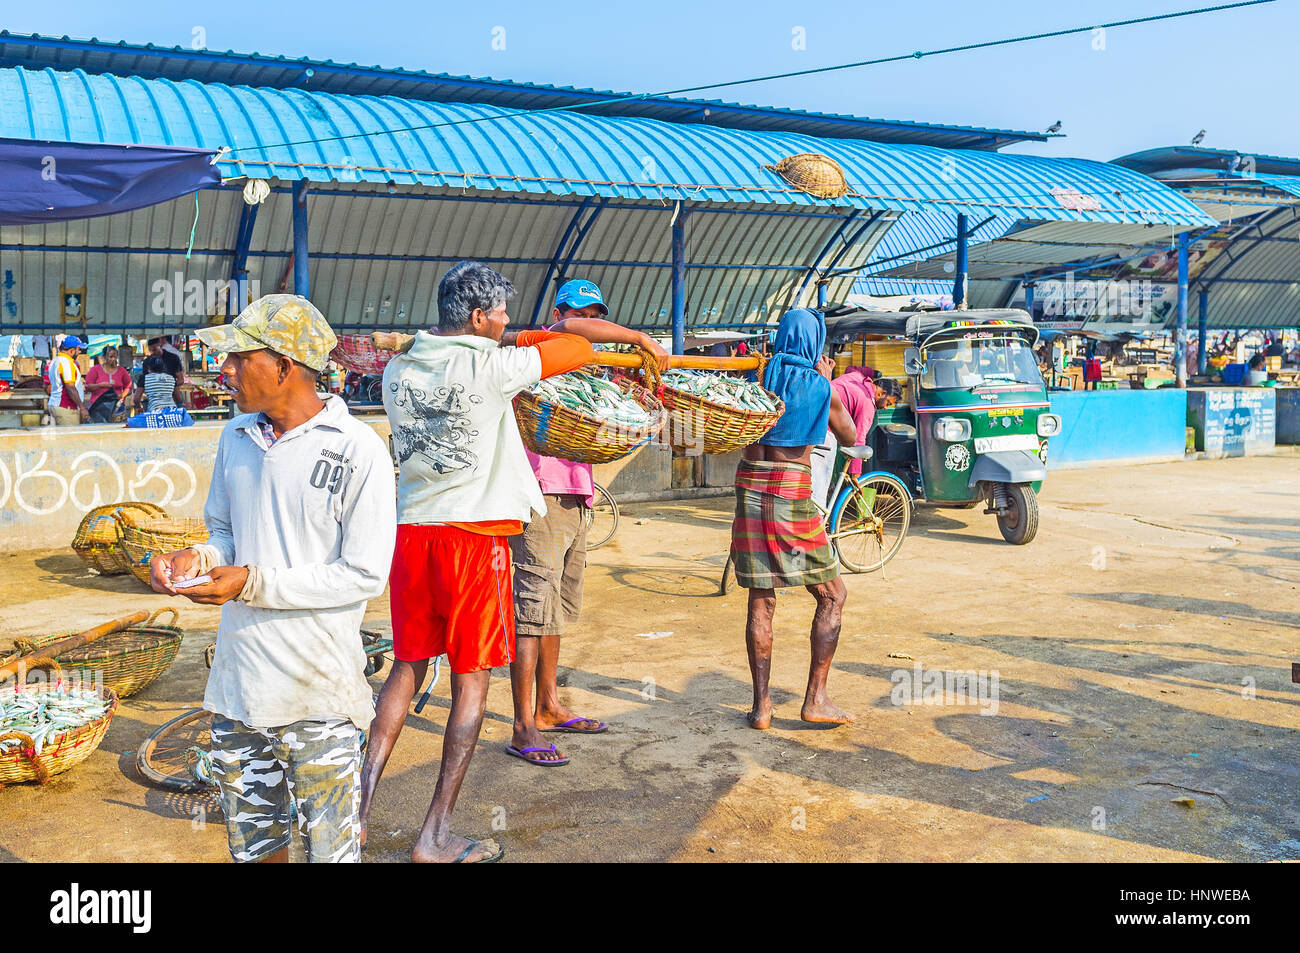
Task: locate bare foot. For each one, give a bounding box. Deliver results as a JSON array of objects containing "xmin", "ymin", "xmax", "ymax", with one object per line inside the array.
[
  {"xmin": 746, "ymin": 700, "xmax": 773, "ymax": 730},
  {"xmin": 801, "ymin": 698, "xmax": 854, "ymax": 725},
  {"xmin": 411, "ymin": 834, "xmax": 501, "ymax": 864},
  {"xmin": 359, "ymin": 819, "xmax": 367, "ymax": 850}
]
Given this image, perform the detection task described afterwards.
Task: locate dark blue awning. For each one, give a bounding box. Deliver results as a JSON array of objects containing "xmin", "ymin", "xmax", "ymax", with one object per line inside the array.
[{"xmin": 0, "ymin": 138, "xmax": 219, "ymax": 225}]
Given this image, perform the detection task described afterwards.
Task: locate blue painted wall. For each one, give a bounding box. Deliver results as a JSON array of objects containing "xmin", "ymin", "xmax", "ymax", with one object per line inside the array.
[
  {"xmin": 1047, "ymin": 390, "xmax": 1188, "ymax": 468},
  {"xmin": 1276, "ymin": 388, "xmax": 1300, "ymax": 445}
]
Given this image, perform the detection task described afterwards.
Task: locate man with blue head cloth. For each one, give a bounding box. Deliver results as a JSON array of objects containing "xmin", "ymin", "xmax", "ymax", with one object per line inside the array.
[{"xmin": 731, "ymin": 307, "xmax": 857, "ymax": 730}]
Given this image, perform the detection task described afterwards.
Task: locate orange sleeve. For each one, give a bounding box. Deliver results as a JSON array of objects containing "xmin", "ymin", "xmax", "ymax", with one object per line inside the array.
[
  {"xmin": 515, "ymin": 330, "xmax": 593, "ymax": 379},
  {"xmin": 446, "ymin": 519, "xmax": 524, "ymax": 537}
]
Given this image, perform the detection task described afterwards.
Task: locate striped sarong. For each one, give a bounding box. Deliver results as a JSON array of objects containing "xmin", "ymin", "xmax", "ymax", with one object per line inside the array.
[{"xmin": 730, "ymin": 458, "xmax": 838, "ymax": 590}]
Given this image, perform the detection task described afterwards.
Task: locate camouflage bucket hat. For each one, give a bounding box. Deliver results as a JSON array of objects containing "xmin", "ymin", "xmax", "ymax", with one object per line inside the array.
[{"xmin": 196, "ymin": 294, "xmax": 338, "ymax": 372}]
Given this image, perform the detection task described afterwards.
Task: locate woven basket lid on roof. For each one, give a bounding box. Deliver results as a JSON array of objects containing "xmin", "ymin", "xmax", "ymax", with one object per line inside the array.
[{"xmin": 763, "ymin": 152, "xmax": 851, "ymax": 199}]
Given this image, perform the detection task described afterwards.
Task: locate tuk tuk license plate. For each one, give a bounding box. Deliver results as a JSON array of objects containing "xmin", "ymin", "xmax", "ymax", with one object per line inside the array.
[{"xmin": 973, "ymin": 433, "xmax": 1040, "ymax": 453}]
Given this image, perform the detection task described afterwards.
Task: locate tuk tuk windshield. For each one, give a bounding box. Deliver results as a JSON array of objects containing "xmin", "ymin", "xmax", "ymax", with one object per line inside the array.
[{"xmin": 920, "ymin": 335, "xmax": 1044, "ymax": 390}]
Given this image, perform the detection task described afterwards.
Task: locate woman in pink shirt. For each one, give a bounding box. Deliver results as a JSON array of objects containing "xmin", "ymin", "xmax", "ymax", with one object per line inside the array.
[{"xmin": 84, "ymin": 346, "xmax": 133, "ymax": 423}]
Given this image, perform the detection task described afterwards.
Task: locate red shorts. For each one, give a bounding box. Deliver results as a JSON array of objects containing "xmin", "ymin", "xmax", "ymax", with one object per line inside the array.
[{"xmin": 390, "ymin": 524, "xmax": 515, "ymax": 674}]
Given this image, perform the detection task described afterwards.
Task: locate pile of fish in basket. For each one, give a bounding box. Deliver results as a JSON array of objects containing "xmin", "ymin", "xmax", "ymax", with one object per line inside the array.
[{"xmin": 515, "ymin": 360, "xmax": 784, "ymax": 462}]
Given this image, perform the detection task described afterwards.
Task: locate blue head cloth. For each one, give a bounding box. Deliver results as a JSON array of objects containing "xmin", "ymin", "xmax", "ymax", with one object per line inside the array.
[{"xmin": 758, "ymin": 308, "xmax": 831, "ymax": 447}]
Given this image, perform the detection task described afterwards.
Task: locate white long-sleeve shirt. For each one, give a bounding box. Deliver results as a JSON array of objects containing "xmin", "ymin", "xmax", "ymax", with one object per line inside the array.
[{"xmin": 199, "ymin": 395, "xmax": 396, "ymax": 729}]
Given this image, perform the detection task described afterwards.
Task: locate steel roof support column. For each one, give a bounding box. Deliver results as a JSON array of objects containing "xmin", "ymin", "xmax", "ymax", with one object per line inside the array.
[
  {"xmin": 292, "ymin": 179, "xmax": 309, "ymax": 298},
  {"xmin": 1023, "ymin": 282, "xmax": 1035, "ymax": 316},
  {"xmin": 1197, "ymin": 289, "xmax": 1209, "ymax": 375},
  {"xmin": 529, "ymin": 197, "xmax": 594, "ymax": 327},
  {"xmin": 671, "ymin": 202, "xmax": 690, "ymax": 356},
  {"xmin": 229, "ymin": 201, "xmax": 259, "ymax": 317},
  {"xmin": 1175, "ymin": 231, "xmax": 1189, "ymax": 388},
  {"xmin": 953, "ymin": 213, "xmax": 969, "ymax": 309}
]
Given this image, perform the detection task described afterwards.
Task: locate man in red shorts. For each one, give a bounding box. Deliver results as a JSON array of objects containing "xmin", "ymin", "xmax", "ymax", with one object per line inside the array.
[{"xmin": 360, "ymin": 261, "xmax": 601, "ymax": 864}]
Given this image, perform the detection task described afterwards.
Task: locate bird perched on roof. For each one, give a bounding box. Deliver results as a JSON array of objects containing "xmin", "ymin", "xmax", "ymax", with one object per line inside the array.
[
  {"xmin": 1045, "ymin": 120, "xmax": 1062, "ymax": 134},
  {"xmin": 1191, "ymin": 129, "xmax": 1206, "ymax": 146}
]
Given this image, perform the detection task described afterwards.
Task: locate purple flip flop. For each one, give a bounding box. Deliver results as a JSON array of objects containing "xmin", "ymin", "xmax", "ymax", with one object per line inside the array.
[
  {"xmin": 540, "ymin": 717, "xmax": 610, "ymax": 734},
  {"xmin": 505, "ymin": 743, "xmax": 570, "ymax": 767}
]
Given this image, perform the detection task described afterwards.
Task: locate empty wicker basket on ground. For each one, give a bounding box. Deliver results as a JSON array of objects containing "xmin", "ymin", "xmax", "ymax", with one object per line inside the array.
[
  {"xmin": 0, "ymin": 660, "xmax": 119, "ymax": 785},
  {"xmin": 513, "ymin": 373, "xmax": 665, "ymax": 464},
  {"xmin": 5, "ymin": 609, "xmax": 185, "ymax": 698},
  {"xmin": 115, "ymin": 516, "xmax": 209, "ymax": 587},
  {"xmin": 331, "ymin": 334, "xmax": 397, "ymax": 375},
  {"xmin": 71, "ymin": 502, "xmax": 167, "ymax": 575},
  {"xmin": 657, "ymin": 383, "xmax": 785, "ymax": 455}
]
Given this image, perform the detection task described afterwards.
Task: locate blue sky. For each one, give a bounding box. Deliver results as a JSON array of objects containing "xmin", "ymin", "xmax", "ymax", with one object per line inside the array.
[{"xmin": 8, "ymin": 0, "xmax": 1297, "ymax": 160}]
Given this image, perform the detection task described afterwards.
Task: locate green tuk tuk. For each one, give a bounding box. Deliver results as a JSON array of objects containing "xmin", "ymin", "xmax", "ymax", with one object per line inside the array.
[{"xmin": 825, "ymin": 309, "xmax": 1060, "ymax": 545}]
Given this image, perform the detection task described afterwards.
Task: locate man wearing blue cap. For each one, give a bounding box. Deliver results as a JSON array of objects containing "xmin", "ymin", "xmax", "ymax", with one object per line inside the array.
[
  {"xmin": 46, "ymin": 335, "xmax": 89, "ymax": 425},
  {"xmin": 503, "ymin": 278, "xmax": 669, "ymax": 765}
]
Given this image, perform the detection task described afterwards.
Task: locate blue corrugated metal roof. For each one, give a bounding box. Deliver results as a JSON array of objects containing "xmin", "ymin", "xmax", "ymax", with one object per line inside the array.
[
  {"xmin": 1115, "ymin": 145, "xmax": 1300, "ymax": 178},
  {"xmin": 0, "ymin": 67, "xmax": 1212, "ymax": 227},
  {"xmin": 1252, "ymin": 173, "xmax": 1300, "ymax": 199},
  {"xmin": 0, "ymin": 31, "xmax": 1047, "ymax": 151}
]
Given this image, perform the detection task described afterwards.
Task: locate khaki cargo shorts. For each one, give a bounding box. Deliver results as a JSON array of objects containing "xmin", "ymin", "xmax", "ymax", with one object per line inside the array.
[
  {"xmin": 510, "ymin": 494, "xmax": 589, "ymax": 636},
  {"xmin": 209, "ymin": 716, "xmax": 362, "ymax": 863}
]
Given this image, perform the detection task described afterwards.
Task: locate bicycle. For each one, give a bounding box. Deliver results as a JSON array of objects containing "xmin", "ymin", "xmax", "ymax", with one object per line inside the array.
[
  {"xmin": 586, "ymin": 482, "xmax": 619, "ymax": 550},
  {"xmin": 719, "ymin": 445, "xmax": 912, "ymax": 594}
]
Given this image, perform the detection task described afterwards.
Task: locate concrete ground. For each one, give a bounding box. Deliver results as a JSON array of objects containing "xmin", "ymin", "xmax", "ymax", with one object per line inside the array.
[{"xmin": 2, "ymin": 452, "xmax": 1297, "ymax": 862}]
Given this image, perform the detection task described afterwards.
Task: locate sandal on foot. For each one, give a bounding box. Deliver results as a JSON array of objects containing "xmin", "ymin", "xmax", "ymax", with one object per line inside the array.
[
  {"xmin": 540, "ymin": 717, "xmax": 609, "ymax": 734},
  {"xmin": 505, "ymin": 743, "xmax": 570, "ymax": 766},
  {"xmin": 453, "ymin": 838, "xmax": 504, "ymax": 863}
]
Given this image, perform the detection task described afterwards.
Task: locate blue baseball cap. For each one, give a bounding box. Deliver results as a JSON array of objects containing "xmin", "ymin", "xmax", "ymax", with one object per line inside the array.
[
  {"xmin": 555, "ymin": 279, "xmax": 608, "ymax": 315},
  {"xmin": 61, "ymin": 335, "xmax": 85, "ymax": 349}
]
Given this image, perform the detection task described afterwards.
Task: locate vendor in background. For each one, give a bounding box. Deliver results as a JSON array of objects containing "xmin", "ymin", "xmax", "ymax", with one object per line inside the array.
[
  {"xmin": 83, "ymin": 346, "xmax": 133, "ymax": 423},
  {"xmin": 149, "ymin": 335, "xmax": 186, "ymax": 377},
  {"xmin": 505, "ymin": 279, "xmax": 670, "ymax": 766},
  {"xmin": 136, "ymin": 353, "xmax": 182, "ymax": 411},
  {"xmin": 46, "ymin": 335, "xmax": 89, "ymax": 426},
  {"xmin": 1247, "ymin": 353, "xmax": 1269, "ymax": 386}
]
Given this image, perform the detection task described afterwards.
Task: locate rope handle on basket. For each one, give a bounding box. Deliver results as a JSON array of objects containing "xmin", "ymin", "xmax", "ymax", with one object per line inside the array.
[
  {"xmin": 0, "ymin": 731, "xmax": 50, "ymax": 783},
  {"xmin": 144, "ymin": 607, "xmax": 181, "ymax": 627},
  {"xmin": 0, "ymin": 657, "xmax": 63, "ymax": 691},
  {"xmin": 637, "ymin": 348, "xmax": 664, "ymax": 393}
]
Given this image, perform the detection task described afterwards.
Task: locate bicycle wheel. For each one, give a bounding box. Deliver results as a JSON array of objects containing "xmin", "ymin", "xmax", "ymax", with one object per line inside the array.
[
  {"xmin": 136, "ymin": 708, "xmax": 216, "ymax": 794},
  {"xmin": 586, "ymin": 483, "xmax": 619, "ymax": 550},
  {"xmin": 830, "ymin": 473, "xmax": 911, "ymax": 573}
]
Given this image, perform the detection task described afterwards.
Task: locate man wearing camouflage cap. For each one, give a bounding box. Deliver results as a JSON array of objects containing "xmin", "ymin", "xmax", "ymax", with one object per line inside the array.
[{"xmin": 150, "ymin": 294, "xmax": 397, "ymax": 864}]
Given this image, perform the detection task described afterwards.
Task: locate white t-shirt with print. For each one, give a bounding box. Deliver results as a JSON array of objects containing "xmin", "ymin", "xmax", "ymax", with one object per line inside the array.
[{"xmin": 382, "ymin": 331, "xmax": 547, "ymax": 525}]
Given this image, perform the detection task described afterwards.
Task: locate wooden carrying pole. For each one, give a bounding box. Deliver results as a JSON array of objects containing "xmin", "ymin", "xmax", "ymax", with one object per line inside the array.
[
  {"xmin": 0, "ymin": 610, "xmax": 149, "ymax": 683},
  {"xmin": 369, "ymin": 333, "xmax": 760, "ymax": 372}
]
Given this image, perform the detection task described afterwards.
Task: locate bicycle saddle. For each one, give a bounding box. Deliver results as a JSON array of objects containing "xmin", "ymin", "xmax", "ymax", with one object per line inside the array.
[{"xmin": 841, "ymin": 444, "xmax": 874, "ymax": 461}]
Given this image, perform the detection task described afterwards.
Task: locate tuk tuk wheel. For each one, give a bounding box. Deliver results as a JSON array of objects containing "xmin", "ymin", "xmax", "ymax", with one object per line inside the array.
[{"xmin": 996, "ymin": 484, "xmax": 1039, "ymax": 545}]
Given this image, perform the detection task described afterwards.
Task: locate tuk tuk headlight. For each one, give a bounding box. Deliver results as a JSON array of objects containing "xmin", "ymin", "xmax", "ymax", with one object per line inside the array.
[
  {"xmin": 1037, "ymin": 413, "xmax": 1062, "ymax": 437},
  {"xmin": 933, "ymin": 416, "xmax": 971, "ymax": 442}
]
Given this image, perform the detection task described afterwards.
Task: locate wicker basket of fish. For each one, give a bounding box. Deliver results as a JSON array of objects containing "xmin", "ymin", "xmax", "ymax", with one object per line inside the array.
[
  {"xmin": 4, "ymin": 608, "xmax": 185, "ymax": 699},
  {"xmin": 71, "ymin": 501, "xmax": 168, "ymax": 576},
  {"xmin": 513, "ymin": 371, "xmax": 665, "ymax": 464},
  {"xmin": 656, "ymin": 370, "xmax": 785, "ymax": 455},
  {"xmin": 0, "ymin": 660, "xmax": 119, "ymax": 785}
]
